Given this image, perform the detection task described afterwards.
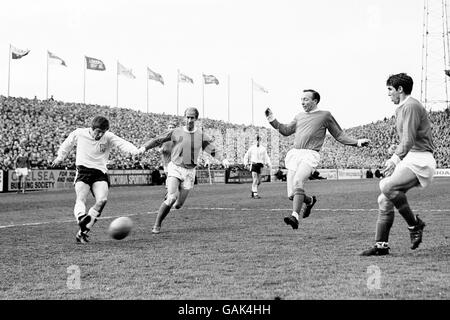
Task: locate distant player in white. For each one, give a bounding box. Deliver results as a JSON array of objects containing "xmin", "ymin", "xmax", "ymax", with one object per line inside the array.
[
  {"xmin": 266, "ymin": 89, "xmax": 370, "ymax": 230},
  {"xmin": 139, "ymin": 107, "xmax": 230, "ymax": 234},
  {"xmin": 14, "ymin": 148, "xmax": 31, "ymax": 194},
  {"xmin": 52, "ymin": 116, "xmax": 141, "ymax": 243},
  {"xmin": 243, "ymin": 135, "xmax": 271, "ymax": 199}
]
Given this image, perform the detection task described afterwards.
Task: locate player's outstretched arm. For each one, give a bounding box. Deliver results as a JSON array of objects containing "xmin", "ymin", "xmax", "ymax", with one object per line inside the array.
[
  {"xmin": 139, "ymin": 131, "xmax": 172, "ymax": 154},
  {"xmin": 265, "ymin": 107, "xmax": 296, "ymax": 136}
]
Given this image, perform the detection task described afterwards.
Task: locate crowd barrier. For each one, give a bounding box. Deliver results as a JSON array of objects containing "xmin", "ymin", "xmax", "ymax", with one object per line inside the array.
[{"xmin": 1, "ymin": 168, "xmax": 449, "ymax": 193}]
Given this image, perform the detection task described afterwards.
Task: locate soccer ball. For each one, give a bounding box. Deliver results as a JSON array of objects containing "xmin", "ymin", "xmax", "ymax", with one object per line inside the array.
[{"xmin": 108, "ymin": 216, "xmax": 133, "ymax": 240}]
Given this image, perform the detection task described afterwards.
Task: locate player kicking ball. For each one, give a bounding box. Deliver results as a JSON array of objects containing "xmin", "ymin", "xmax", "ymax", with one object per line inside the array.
[
  {"xmin": 265, "ymin": 89, "xmax": 370, "ymax": 230},
  {"xmin": 138, "ymin": 107, "xmax": 230, "ymax": 234},
  {"xmin": 52, "ymin": 116, "xmax": 141, "ymax": 244}
]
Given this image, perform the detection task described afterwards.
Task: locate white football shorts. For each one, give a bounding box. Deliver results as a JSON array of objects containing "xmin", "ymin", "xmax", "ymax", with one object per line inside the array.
[
  {"xmin": 285, "ymin": 149, "xmax": 321, "ymax": 172},
  {"xmin": 167, "ymin": 161, "xmax": 196, "ymax": 190},
  {"xmin": 396, "ymin": 150, "xmax": 436, "ymax": 188},
  {"xmin": 15, "ymin": 168, "xmax": 29, "ymax": 177}
]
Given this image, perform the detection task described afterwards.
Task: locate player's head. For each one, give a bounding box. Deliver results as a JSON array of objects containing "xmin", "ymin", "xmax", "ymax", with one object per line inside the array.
[
  {"xmin": 167, "ymin": 120, "xmax": 177, "ymax": 130},
  {"xmin": 386, "ymin": 73, "xmax": 413, "ymax": 104},
  {"xmin": 184, "ymin": 107, "xmax": 199, "ymax": 131},
  {"xmin": 91, "ymin": 116, "xmax": 109, "ymax": 140},
  {"xmin": 302, "ymin": 89, "xmax": 320, "ymax": 112}
]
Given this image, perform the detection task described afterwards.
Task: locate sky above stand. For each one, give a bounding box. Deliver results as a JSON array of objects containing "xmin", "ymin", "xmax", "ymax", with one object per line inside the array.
[{"xmin": 0, "ymin": 0, "xmax": 430, "ymax": 129}]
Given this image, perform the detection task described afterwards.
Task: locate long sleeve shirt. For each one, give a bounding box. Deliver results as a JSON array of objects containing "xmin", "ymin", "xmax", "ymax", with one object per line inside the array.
[
  {"xmin": 393, "ymin": 96, "xmax": 435, "ymax": 160},
  {"xmin": 56, "ymin": 128, "xmax": 140, "ymax": 173},
  {"xmin": 243, "ymin": 145, "xmax": 271, "ymax": 167},
  {"xmin": 142, "ymin": 126, "xmax": 216, "ymax": 169},
  {"xmin": 268, "ymin": 109, "xmax": 358, "ymax": 151}
]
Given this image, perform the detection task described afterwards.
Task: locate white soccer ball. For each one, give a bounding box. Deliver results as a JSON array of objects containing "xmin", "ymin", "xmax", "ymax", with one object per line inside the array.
[{"xmin": 108, "ymin": 216, "xmax": 133, "ymax": 240}]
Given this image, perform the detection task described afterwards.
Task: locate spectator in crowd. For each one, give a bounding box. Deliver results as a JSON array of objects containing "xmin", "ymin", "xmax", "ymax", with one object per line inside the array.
[{"xmin": 14, "ymin": 148, "xmax": 31, "ymax": 193}]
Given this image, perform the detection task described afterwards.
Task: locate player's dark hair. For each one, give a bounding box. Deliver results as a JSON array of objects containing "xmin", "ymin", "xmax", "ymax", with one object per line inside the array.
[
  {"xmin": 386, "ymin": 73, "xmax": 413, "ymax": 95},
  {"xmin": 303, "ymin": 89, "xmax": 320, "ymax": 103},
  {"xmin": 256, "ymin": 135, "xmax": 260, "ymax": 141},
  {"xmin": 184, "ymin": 107, "xmax": 199, "ymax": 119},
  {"xmin": 91, "ymin": 116, "xmax": 110, "ymax": 131}
]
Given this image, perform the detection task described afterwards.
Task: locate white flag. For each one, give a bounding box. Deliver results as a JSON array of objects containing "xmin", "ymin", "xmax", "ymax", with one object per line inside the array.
[
  {"xmin": 48, "ymin": 51, "xmax": 67, "ymax": 66},
  {"xmin": 117, "ymin": 62, "xmax": 136, "ymax": 79},
  {"xmin": 253, "ymin": 80, "xmax": 268, "ymax": 93}
]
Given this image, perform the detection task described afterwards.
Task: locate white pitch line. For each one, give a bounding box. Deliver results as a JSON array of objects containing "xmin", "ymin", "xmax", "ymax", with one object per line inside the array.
[{"xmin": 0, "ymin": 207, "xmax": 448, "ymax": 229}]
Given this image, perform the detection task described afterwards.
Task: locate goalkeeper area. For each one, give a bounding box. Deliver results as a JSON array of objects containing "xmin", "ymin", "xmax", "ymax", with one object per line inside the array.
[{"xmin": 0, "ymin": 178, "xmax": 449, "ymax": 299}]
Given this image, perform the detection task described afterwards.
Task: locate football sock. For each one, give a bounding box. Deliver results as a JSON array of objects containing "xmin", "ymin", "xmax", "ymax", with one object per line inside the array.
[
  {"xmin": 375, "ymin": 215, "xmax": 394, "ymax": 243},
  {"xmin": 391, "ymin": 192, "xmax": 417, "ymax": 227},
  {"xmin": 293, "ymin": 188, "xmax": 305, "ymax": 215},
  {"xmin": 155, "ymin": 202, "xmax": 171, "ymax": 227},
  {"xmin": 74, "ymin": 201, "xmax": 86, "ymax": 221},
  {"xmin": 86, "ymin": 207, "xmax": 101, "ymax": 229},
  {"xmin": 292, "ymin": 211, "xmax": 299, "ymax": 220}
]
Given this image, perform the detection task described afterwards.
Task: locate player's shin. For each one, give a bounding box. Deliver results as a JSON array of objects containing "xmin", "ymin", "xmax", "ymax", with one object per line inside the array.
[
  {"xmin": 375, "ymin": 194, "xmax": 394, "ymax": 244},
  {"xmin": 390, "ymin": 192, "xmax": 417, "ymax": 227},
  {"xmin": 85, "ymin": 207, "xmax": 102, "ymax": 230},
  {"xmin": 74, "ymin": 200, "xmax": 87, "ymax": 222},
  {"xmin": 293, "ymin": 188, "xmax": 305, "ymax": 217}
]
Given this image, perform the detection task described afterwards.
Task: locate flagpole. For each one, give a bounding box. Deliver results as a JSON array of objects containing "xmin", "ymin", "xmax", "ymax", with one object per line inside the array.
[
  {"xmin": 8, "ymin": 44, "xmax": 11, "ymax": 97},
  {"xmin": 227, "ymin": 74, "xmax": 230, "ymax": 122},
  {"xmin": 146, "ymin": 68, "xmax": 149, "ymax": 113},
  {"xmin": 251, "ymin": 78, "xmax": 254, "ymax": 126},
  {"xmin": 202, "ymin": 75, "xmax": 205, "ymax": 118},
  {"xmin": 46, "ymin": 51, "xmax": 49, "ymax": 100},
  {"xmin": 83, "ymin": 56, "xmax": 86, "ymax": 104},
  {"xmin": 116, "ymin": 61, "xmax": 119, "ymax": 108},
  {"xmin": 177, "ymin": 69, "xmax": 180, "ymax": 116}
]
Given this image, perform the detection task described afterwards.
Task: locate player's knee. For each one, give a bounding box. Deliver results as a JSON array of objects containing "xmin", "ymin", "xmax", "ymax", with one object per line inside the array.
[
  {"xmin": 379, "ymin": 179, "xmax": 393, "ymax": 197},
  {"xmin": 377, "ymin": 194, "xmax": 394, "ymax": 213},
  {"xmin": 165, "ymin": 193, "xmax": 178, "ymax": 206}
]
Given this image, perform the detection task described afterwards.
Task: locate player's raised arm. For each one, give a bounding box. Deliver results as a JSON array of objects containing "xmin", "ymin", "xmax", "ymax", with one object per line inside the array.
[
  {"xmin": 139, "ymin": 130, "xmax": 173, "ymax": 154},
  {"xmin": 325, "ymin": 112, "xmax": 370, "ymax": 147},
  {"xmin": 51, "ymin": 129, "xmax": 78, "ymax": 167},
  {"xmin": 265, "ymin": 108, "xmax": 297, "ymax": 136},
  {"xmin": 202, "ymin": 134, "xmax": 230, "ymax": 168},
  {"xmin": 108, "ymin": 132, "xmax": 141, "ymax": 156}
]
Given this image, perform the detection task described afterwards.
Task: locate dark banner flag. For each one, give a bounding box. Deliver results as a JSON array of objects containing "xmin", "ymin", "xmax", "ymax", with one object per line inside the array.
[{"xmin": 85, "ymin": 56, "xmax": 106, "ymax": 71}]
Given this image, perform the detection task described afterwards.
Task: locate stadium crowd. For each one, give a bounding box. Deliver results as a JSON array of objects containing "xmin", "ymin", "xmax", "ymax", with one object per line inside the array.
[{"xmin": 1, "ymin": 95, "xmax": 449, "ymax": 171}]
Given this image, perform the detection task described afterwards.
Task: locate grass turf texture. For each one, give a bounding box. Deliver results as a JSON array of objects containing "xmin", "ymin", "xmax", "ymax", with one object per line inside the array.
[{"xmin": 0, "ymin": 179, "xmax": 449, "ymax": 299}]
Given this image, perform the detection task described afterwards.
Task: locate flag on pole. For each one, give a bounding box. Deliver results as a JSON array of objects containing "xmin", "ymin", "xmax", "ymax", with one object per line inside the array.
[
  {"xmin": 253, "ymin": 80, "xmax": 268, "ymax": 93},
  {"xmin": 147, "ymin": 67, "xmax": 164, "ymax": 85},
  {"xmin": 48, "ymin": 51, "xmax": 66, "ymax": 66},
  {"xmin": 178, "ymin": 72, "xmax": 194, "ymax": 84},
  {"xmin": 203, "ymin": 74, "xmax": 219, "ymax": 85},
  {"xmin": 85, "ymin": 56, "xmax": 106, "ymax": 71},
  {"xmin": 11, "ymin": 45, "xmax": 30, "ymax": 59},
  {"xmin": 117, "ymin": 61, "xmax": 135, "ymax": 79}
]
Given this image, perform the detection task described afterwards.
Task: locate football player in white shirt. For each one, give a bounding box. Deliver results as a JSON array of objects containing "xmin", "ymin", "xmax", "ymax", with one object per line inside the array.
[
  {"xmin": 52, "ymin": 116, "xmax": 141, "ymax": 243},
  {"xmin": 243, "ymin": 135, "xmax": 271, "ymax": 199}
]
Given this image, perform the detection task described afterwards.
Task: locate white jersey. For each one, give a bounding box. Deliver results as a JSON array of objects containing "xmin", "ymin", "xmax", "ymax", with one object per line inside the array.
[
  {"xmin": 56, "ymin": 128, "xmax": 139, "ymax": 173},
  {"xmin": 244, "ymin": 144, "xmax": 271, "ymax": 167}
]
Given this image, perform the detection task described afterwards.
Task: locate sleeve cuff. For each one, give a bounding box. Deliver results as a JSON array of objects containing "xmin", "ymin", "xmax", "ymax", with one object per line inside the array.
[{"xmin": 389, "ymin": 154, "xmax": 401, "ymax": 165}]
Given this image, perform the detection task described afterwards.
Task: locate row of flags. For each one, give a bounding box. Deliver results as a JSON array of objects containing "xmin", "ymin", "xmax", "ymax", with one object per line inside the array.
[{"xmin": 9, "ymin": 44, "xmax": 268, "ymax": 91}]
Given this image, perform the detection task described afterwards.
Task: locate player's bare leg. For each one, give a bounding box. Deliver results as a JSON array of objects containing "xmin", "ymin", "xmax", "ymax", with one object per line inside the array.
[
  {"xmin": 74, "ymin": 182, "xmax": 91, "ymax": 243},
  {"xmin": 287, "ymin": 170, "xmax": 295, "ymax": 200},
  {"xmin": 82, "ymin": 181, "xmax": 109, "ymax": 233},
  {"xmin": 174, "ymin": 187, "xmax": 190, "ymax": 209},
  {"xmin": 284, "ymin": 162, "xmax": 312, "ymax": 229},
  {"xmin": 153, "ymin": 176, "xmax": 180, "ymax": 234},
  {"xmin": 380, "ymin": 166, "xmax": 425, "ymax": 249}
]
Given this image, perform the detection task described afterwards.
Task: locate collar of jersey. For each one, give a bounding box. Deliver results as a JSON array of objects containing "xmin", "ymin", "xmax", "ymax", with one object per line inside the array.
[
  {"xmin": 398, "ymin": 95, "xmax": 411, "ymax": 108},
  {"xmin": 183, "ymin": 126, "xmax": 198, "ymax": 133}
]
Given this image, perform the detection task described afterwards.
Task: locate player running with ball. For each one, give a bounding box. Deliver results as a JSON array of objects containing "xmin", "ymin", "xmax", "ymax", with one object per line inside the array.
[
  {"xmin": 139, "ymin": 107, "xmax": 230, "ymax": 234},
  {"xmin": 52, "ymin": 116, "xmax": 141, "ymax": 244},
  {"xmin": 265, "ymin": 89, "xmax": 370, "ymax": 230}
]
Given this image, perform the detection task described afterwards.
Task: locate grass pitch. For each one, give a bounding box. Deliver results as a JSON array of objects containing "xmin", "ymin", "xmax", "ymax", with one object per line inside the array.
[{"xmin": 0, "ymin": 178, "xmax": 449, "ymax": 299}]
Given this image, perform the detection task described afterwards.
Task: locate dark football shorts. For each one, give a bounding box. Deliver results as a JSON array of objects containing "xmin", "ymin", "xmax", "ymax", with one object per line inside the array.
[
  {"xmin": 75, "ymin": 165, "xmax": 110, "ymax": 188},
  {"xmin": 251, "ymin": 163, "xmax": 264, "ymax": 174}
]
